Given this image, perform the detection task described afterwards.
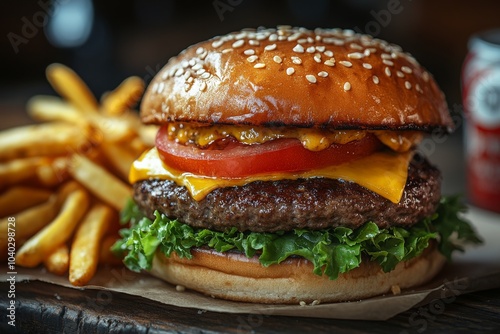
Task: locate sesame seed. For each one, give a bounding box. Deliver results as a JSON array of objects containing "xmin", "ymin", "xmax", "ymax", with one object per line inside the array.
[
  {"xmin": 196, "ymin": 47, "xmax": 205, "ymax": 55},
  {"xmin": 249, "ymin": 40, "xmax": 260, "ymax": 46},
  {"xmin": 273, "ymin": 55, "xmax": 282, "ymax": 63},
  {"xmin": 256, "ymin": 33, "xmax": 267, "ymax": 41},
  {"xmin": 381, "ymin": 53, "xmax": 392, "ymax": 59},
  {"xmin": 286, "ymin": 67, "xmax": 295, "ymax": 75},
  {"xmin": 405, "ymin": 81, "xmax": 412, "ymax": 89},
  {"xmin": 247, "ymin": 55, "xmax": 258, "ymax": 63},
  {"xmin": 151, "ymin": 82, "xmax": 158, "ymax": 93},
  {"xmin": 383, "ymin": 59, "xmax": 394, "ymax": 66},
  {"xmin": 288, "ymin": 32, "xmax": 302, "ymax": 41},
  {"xmin": 291, "ymin": 56, "xmax": 302, "ymax": 65},
  {"xmin": 396, "ymin": 71, "xmax": 404, "ymax": 78},
  {"xmin": 200, "ymin": 72, "xmax": 211, "ymax": 79},
  {"xmin": 344, "ymin": 82, "xmax": 351, "ymax": 91},
  {"xmin": 195, "ymin": 68, "xmax": 206, "ymax": 75},
  {"xmin": 318, "ymin": 71, "xmax": 328, "ymax": 77},
  {"xmin": 269, "ymin": 33, "xmax": 278, "ymax": 42},
  {"xmin": 324, "ymin": 50, "xmax": 334, "ymax": 57},
  {"xmin": 244, "ymin": 49, "xmax": 255, "ymax": 55},
  {"xmin": 385, "ymin": 67, "xmax": 392, "ymax": 77},
  {"xmin": 293, "ymin": 44, "xmax": 305, "ymax": 53},
  {"xmin": 254, "ymin": 63, "xmax": 266, "ymax": 69},
  {"xmin": 307, "ymin": 37, "xmax": 314, "ymax": 43},
  {"xmin": 306, "ymin": 46, "xmax": 315, "ymax": 53},
  {"xmin": 192, "ymin": 63, "xmax": 202, "ymax": 71},
  {"xmin": 298, "ymin": 38, "xmax": 308, "ymax": 44},
  {"xmin": 235, "ymin": 32, "xmax": 246, "ymax": 40},
  {"xmin": 231, "ymin": 40, "xmax": 244, "ymax": 48},
  {"xmin": 362, "ymin": 63, "xmax": 372, "ymax": 69},
  {"xmin": 314, "ymin": 54, "xmax": 322, "ymax": 63},
  {"xmin": 211, "ymin": 39, "xmax": 224, "ymax": 48},
  {"xmin": 186, "ymin": 77, "xmax": 193, "ymax": 84},
  {"xmin": 174, "ymin": 68, "xmax": 184, "ymax": 77},
  {"xmin": 277, "ymin": 24, "xmax": 292, "ymax": 30},
  {"xmin": 324, "ymin": 58, "xmax": 335, "ymax": 67},
  {"xmin": 350, "ymin": 43, "xmax": 362, "ymax": 50},
  {"xmin": 348, "ymin": 52, "xmax": 364, "ymax": 59},
  {"xmin": 372, "ymin": 75, "xmax": 380, "ymax": 84},
  {"xmin": 422, "ymin": 71, "xmax": 430, "ymax": 82},
  {"xmin": 339, "ymin": 60, "xmax": 352, "ymax": 68},
  {"xmin": 222, "ymin": 48, "xmax": 233, "ymax": 54},
  {"xmin": 181, "ymin": 60, "xmax": 189, "ymax": 68},
  {"xmin": 306, "ymin": 74, "xmax": 317, "ymax": 83},
  {"xmin": 401, "ymin": 66, "xmax": 413, "ymax": 74},
  {"xmin": 364, "ymin": 49, "xmax": 371, "ymax": 56},
  {"xmin": 416, "ymin": 83, "xmax": 423, "ymax": 93},
  {"xmin": 265, "ymin": 43, "xmax": 277, "ymax": 51},
  {"xmin": 199, "ymin": 82, "xmax": 207, "ymax": 92},
  {"xmin": 161, "ymin": 71, "xmax": 169, "ymax": 80}
]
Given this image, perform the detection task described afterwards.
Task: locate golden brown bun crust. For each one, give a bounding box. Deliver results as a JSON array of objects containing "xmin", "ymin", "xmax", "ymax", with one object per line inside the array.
[
  {"xmin": 150, "ymin": 243, "xmax": 445, "ymax": 304},
  {"xmin": 142, "ymin": 27, "xmax": 453, "ymax": 131}
]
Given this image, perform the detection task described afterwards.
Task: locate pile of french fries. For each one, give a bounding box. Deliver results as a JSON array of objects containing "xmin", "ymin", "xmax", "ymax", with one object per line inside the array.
[{"xmin": 0, "ymin": 64, "xmax": 157, "ymax": 286}]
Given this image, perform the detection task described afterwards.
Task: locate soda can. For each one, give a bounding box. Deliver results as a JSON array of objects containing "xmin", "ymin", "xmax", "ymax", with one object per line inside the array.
[{"xmin": 462, "ymin": 28, "xmax": 500, "ymax": 213}]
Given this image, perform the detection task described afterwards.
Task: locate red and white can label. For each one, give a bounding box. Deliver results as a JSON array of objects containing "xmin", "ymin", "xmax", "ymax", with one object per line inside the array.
[{"xmin": 463, "ymin": 38, "xmax": 500, "ymax": 212}]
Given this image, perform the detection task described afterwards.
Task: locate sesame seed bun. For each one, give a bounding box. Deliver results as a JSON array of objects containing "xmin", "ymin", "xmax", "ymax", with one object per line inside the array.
[
  {"xmin": 141, "ymin": 27, "xmax": 453, "ymax": 131},
  {"xmin": 150, "ymin": 243, "xmax": 445, "ymax": 304}
]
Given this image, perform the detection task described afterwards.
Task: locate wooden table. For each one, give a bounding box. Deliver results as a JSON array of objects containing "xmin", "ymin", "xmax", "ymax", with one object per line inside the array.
[{"xmin": 1, "ymin": 281, "xmax": 499, "ymax": 333}]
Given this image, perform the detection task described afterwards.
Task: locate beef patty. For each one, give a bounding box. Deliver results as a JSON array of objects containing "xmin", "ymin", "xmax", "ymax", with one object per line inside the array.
[{"xmin": 133, "ymin": 156, "xmax": 441, "ymax": 232}]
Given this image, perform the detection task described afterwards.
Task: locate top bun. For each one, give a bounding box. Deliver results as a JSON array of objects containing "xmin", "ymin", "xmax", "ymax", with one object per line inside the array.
[{"xmin": 141, "ymin": 26, "xmax": 453, "ymax": 131}]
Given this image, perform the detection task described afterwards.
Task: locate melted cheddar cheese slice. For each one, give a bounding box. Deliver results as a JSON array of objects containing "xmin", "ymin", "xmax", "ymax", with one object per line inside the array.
[{"xmin": 130, "ymin": 148, "xmax": 413, "ymax": 203}]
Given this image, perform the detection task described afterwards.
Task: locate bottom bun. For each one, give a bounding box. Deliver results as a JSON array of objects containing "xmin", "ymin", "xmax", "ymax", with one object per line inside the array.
[{"xmin": 150, "ymin": 243, "xmax": 445, "ymax": 304}]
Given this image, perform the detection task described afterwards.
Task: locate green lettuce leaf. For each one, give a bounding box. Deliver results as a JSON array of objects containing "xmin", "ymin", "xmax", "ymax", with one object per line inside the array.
[{"xmin": 112, "ymin": 195, "xmax": 482, "ymax": 279}]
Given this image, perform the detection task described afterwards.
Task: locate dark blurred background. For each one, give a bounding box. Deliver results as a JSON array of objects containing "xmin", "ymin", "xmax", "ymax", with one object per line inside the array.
[{"xmin": 1, "ymin": 0, "xmax": 499, "ymax": 194}]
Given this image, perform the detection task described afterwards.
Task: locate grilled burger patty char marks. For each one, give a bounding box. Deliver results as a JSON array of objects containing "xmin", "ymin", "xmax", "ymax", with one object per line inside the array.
[{"xmin": 133, "ymin": 155, "xmax": 441, "ymax": 232}]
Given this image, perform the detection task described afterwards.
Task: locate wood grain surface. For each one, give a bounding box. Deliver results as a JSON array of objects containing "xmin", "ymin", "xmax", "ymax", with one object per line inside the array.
[{"xmin": 1, "ymin": 281, "xmax": 499, "ymax": 333}]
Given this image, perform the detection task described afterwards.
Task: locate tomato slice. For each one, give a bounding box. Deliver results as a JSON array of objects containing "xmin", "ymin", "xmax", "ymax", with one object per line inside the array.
[{"xmin": 156, "ymin": 125, "xmax": 382, "ymax": 178}]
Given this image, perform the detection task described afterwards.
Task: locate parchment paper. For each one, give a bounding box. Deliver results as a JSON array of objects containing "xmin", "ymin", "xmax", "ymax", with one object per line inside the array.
[{"xmin": 3, "ymin": 206, "xmax": 500, "ymax": 321}]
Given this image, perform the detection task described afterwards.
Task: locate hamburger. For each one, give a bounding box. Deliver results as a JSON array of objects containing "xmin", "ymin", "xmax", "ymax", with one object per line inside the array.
[{"xmin": 114, "ymin": 26, "xmax": 481, "ymax": 303}]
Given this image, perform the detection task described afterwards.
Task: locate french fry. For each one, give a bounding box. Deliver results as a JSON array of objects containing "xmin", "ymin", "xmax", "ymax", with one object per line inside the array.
[
  {"xmin": 70, "ymin": 203, "xmax": 113, "ymax": 286},
  {"xmin": 27, "ymin": 95, "xmax": 86, "ymax": 125},
  {"xmin": 0, "ymin": 197, "xmax": 59, "ymax": 252},
  {"xmin": 0, "ymin": 186, "xmax": 52, "ymax": 217},
  {"xmin": 101, "ymin": 142, "xmax": 136, "ymax": 180},
  {"xmin": 101, "ymin": 76, "xmax": 144, "ymax": 116},
  {"xmin": 35, "ymin": 157, "xmax": 70, "ymax": 187},
  {"xmin": 99, "ymin": 235, "xmax": 123, "ymax": 266},
  {"xmin": 86, "ymin": 113, "xmax": 137, "ymax": 142},
  {"xmin": 138, "ymin": 125, "xmax": 159, "ymax": 148},
  {"xmin": 44, "ymin": 244, "xmax": 69, "ymax": 275},
  {"xmin": 0, "ymin": 123, "xmax": 91, "ymax": 161},
  {"xmin": 1, "ymin": 63, "xmax": 152, "ymax": 284},
  {"xmin": 69, "ymin": 154, "xmax": 131, "ymax": 210},
  {"xmin": 15, "ymin": 187, "xmax": 90, "ymax": 267},
  {"xmin": 46, "ymin": 63, "xmax": 98, "ymax": 113},
  {"xmin": 0, "ymin": 157, "xmax": 48, "ymax": 186},
  {"xmin": 28, "ymin": 96, "xmax": 137, "ymax": 143}
]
